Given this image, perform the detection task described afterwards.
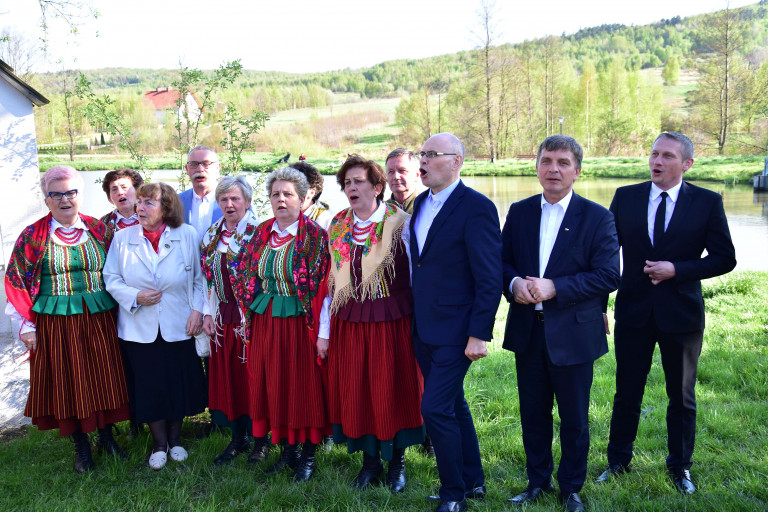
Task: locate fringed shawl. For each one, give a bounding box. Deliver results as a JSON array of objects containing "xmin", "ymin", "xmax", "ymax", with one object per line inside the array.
[
  {"xmin": 327, "ymin": 204, "xmax": 408, "ymax": 314},
  {"xmin": 200, "ymin": 210, "xmax": 261, "ymax": 332},
  {"xmin": 4, "ymin": 212, "xmax": 111, "ymax": 324}
]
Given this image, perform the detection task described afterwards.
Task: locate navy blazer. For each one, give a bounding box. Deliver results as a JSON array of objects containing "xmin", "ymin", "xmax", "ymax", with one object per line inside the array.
[
  {"xmin": 178, "ymin": 188, "xmax": 223, "ymax": 227},
  {"xmin": 610, "ymin": 181, "xmax": 736, "ymax": 333},
  {"xmin": 410, "ymin": 181, "xmax": 502, "ymax": 346},
  {"xmin": 501, "ymin": 193, "xmax": 620, "ymax": 366}
]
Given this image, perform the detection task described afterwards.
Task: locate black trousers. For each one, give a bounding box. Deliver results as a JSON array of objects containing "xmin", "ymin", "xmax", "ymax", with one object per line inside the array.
[
  {"xmin": 515, "ymin": 317, "xmax": 594, "ymax": 494},
  {"xmin": 607, "ymin": 317, "xmax": 703, "ymax": 471}
]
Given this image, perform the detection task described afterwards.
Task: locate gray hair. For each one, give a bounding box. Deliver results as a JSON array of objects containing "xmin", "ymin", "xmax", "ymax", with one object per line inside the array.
[
  {"xmin": 266, "ymin": 167, "xmax": 309, "ymax": 201},
  {"xmin": 655, "ymin": 132, "xmax": 694, "ymax": 161},
  {"xmin": 385, "ymin": 148, "xmax": 419, "ymax": 164},
  {"xmin": 216, "ymin": 176, "xmax": 253, "ymax": 204},
  {"xmin": 536, "ymin": 135, "xmax": 584, "ymax": 169},
  {"xmin": 187, "ymin": 145, "xmax": 218, "ymax": 160}
]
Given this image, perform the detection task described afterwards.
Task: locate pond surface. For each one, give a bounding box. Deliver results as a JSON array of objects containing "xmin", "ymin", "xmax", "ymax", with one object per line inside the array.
[{"xmin": 79, "ymin": 171, "xmax": 768, "ymax": 271}]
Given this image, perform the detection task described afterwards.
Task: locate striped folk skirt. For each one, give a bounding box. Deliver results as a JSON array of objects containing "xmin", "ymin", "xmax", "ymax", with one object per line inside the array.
[
  {"xmin": 208, "ymin": 323, "xmax": 251, "ymax": 424},
  {"xmin": 248, "ymin": 303, "xmax": 330, "ymax": 445},
  {"xmin": 328, "ymin": 315, "xmax": 424, "ymax": 451},
  {"xmin": 26, "ymin": 308, "xmax": 130, "ymax": 436}
]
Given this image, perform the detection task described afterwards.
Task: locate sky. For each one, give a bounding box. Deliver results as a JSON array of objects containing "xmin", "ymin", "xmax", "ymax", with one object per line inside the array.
[{"xmin": 1, "ymin": 0, "xmax": 758, "ymax": 74}]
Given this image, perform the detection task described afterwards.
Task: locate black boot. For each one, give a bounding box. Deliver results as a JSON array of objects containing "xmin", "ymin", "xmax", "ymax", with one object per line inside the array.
[
  {"xmin": 266, "ymin": 440, "xmax": 300, "ymax": 474},
  {"xmin": 72, "ymin": 431, "xmax": 95, "ymax": 474},
  {"xmin": 386, "ymin": 448, "xmax": 406, "ymax": 493},
  {"xmin": 293, "ymin": 442, "xmax": 317, "ymax": 482},
  {"xmin": 421, "ymin": 434, "xmax": 436, "ymax": 458},
  {"xmin": 97, "ymin": 425, "xmax": 128, "ymax": 460},
  {"xmin": 352, "ymin": 451, "xmax": 383, "ymax": 489},
  {"xmin": 214, "ymin": 429, "xmax": 250, "ymax": 464},
  {"xmin": 247, "ymin": 435, "xmax": 271, "ymax": 464}
]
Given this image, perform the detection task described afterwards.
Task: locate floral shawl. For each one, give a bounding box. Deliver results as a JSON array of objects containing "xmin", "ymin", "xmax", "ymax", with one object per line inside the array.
[
  {"xmin": 200, "ymin": 210, "xmax": 260, "ymax": 329},
  {"xmin": 4, "ymin": 212, "xmax": 111, "ymax": 324},
  {"xmin": 327, "ymin": 203, "xmax": 408, "ymax": 314},
  {"xmin": 244, "ymin": 213, "xmax": 329, "ymax": 332}
]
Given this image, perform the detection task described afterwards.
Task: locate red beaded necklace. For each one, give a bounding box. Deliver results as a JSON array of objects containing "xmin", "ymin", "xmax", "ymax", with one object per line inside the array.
[
  {"xmin": 220, "ymin": 229, "xmax": 233, "ymax": 246},
  {"xmin": 117, "ymin": 217, "xmax": 139, "ymax": 229},
  {"xmin": 269, "ymin": 230, "xmax": 293, "ymax": 249},
  {"xmin": 351, "ymin": 222, "xmax": 373, "ymax": 243},
  {"xmin": 54, "ymin": 227, "xmax": 84, "ymax": 244}
]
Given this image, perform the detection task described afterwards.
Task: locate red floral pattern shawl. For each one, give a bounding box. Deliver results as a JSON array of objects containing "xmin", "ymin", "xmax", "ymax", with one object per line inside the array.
[{"xmin": 4, "ymin": 212, "xmax": 111, "ymax": 324}]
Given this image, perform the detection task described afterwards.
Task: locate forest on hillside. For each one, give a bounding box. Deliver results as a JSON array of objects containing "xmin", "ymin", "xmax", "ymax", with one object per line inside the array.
[{"xmin": 13, "ymin": 1, "xmax": 768, "ymax": 160}]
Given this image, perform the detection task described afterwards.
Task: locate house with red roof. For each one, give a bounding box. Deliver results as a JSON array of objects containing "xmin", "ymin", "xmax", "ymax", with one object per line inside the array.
[{"xmin": 143, "ymin": 86, "xmax": 203, "ymax": 124}]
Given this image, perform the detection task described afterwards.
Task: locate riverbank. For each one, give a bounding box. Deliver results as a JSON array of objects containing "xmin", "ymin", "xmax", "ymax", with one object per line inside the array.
[
  {"xmin": 38, "ymin": 153, "xmax": 765, "ymax": 183},
  {"xmin": 1, "ymin": 271, "xmax": 765, "ymax": 511}
]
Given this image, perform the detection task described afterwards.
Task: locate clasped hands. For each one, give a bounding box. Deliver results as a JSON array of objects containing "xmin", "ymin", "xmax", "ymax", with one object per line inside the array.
[
  {"xmin": 513, "ymin": 276, "xmax": 556, "ymax": 305},
  {"xmin": 644, "ymin": 260, "xmax": 675, "ymax": 285}
]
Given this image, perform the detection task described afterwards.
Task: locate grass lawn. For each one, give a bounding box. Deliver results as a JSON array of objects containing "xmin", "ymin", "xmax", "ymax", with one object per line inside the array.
[{"xmin": 0, "ymin": 272, "xmax": 766, "ymax": 511}]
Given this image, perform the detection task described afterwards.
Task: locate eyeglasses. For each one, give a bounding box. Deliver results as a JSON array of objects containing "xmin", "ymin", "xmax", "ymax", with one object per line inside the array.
[
  {"xmin": 47, "ymin": 189, "xmax": 78, "ymax": 201},
  {"xmin": 418, "ymin": 151, "xmax": 457, "ymax": 159},
  {"xmin": 187, "ymin": 160, "xmax": 218, "ymax": 169}
]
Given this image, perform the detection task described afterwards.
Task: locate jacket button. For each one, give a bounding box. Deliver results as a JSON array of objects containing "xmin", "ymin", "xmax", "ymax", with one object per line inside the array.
[{"xmin": 417, "ymin": 263, "xmax": 421, "ymax": 267}]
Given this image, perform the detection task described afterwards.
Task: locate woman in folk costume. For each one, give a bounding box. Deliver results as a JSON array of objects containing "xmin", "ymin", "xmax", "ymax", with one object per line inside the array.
[
  {"xmin": 4, "ymin": 166, "xmax": 129, "ymax": 473},
  {"xmin": 245, "ymin": 167, "xmax": 331, "ymax": 482},
  {"xmin": 104, "ymin": 182, "xmax": 207, "ymax": 471},
  {"xmin": 200, "ymin": 176, "xmax": 270, "ymax": 465},
  {"xmin": 317, "ymin": 155, "xmax": 425, "ymax": 492},
  {"xmin": 99, "ymin": 168, "xmax": 144, "ymax": 232}
]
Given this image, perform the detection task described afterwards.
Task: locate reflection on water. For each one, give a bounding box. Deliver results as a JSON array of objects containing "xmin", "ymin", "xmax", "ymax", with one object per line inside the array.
[{"xmin": 79, "ymin": 171, "xmax": 768, "ymax": 271}]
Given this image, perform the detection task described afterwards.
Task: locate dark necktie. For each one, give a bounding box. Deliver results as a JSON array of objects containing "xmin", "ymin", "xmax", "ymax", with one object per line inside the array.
[{"xmin": 653, "ymin": 191, "xmax": 668, "ymax": 247}]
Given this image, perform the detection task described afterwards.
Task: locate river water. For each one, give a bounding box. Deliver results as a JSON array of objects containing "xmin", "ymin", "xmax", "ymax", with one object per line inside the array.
[{"xmin": 78, "ymin": 170, "xmax": 768, "ymax": 271}]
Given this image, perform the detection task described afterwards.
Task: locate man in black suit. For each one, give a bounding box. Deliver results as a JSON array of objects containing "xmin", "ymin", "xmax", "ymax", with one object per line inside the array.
[
  {"xmin": 411, "ymin": 132, "xmax": 502, "ymax": 512},
  {"xmin": 596, "ymin": 132, "xmax": 736, "ymax": 494},
  {"xmin": 502, "ymin": 135, "xmax": 620, "ymax": 512}
]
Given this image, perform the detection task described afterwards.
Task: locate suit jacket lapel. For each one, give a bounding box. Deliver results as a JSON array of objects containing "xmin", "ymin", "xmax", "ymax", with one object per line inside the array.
[
  {"xmin": 526, "ymin": 197, "xmax": 542, "ymax": 276},
  {"xmin": 665, "ymin": 181, "xmax": 691, "ymax": 241},
  {"xmin": 420, "ymin": 181, "xmax": 467, "ymax": 257},
  {"xmin": 544, "ymin": 194, "xmax": 583, "ymax": 277},
  {"xmin": 410, "ymin": 190, "xmax": 429, "ymax": 260},
  {"xmin": 156, "ymin": 228, "xmax": 179, "ymax": 265}
]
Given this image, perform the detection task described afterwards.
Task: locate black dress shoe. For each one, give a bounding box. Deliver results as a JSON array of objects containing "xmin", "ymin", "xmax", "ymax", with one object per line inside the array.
[
  {"xmin": 560, "ymin": 492, "xmax": 585, "ymax": 512},
  {"xmin": 465, "ymin": 485, "xmax": 486, "ymax": 500},
  {"xmin": 97, "ymin": 427, "xmax": 128, "ymax": 461},
  {"xmin": 671, "ymin": 469, "xmax": 696, "ymax": 495},
  {"xmin": 595, "ymin": 463, "xmax": 630, "ymax": 483},
  {"xmin": 247, "ymin": 435, "xmax": 270, "ymax": 464},
  {"xmin": 214, "ymin": 435, "xmax": 250, "ymax": 464},
  {"xmin": 434, "ymin": 499, "xmax": 467, "ymax": 512},
  {"xmin": 508, "ymin": 482, "xmax": 555, "ymax": 504}
]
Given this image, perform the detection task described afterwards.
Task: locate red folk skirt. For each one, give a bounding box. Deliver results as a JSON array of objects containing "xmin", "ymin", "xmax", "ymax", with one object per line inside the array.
[
  {"xmin": 208, "ymin": 323, "xmax": 250, "ymax": 422},
  {"xmin": 248, "ymin": 302, "xmax": 330, "ymax": 444},
  {"xmin": 328, "ymin": 315, "xmax": 424, "ymax": 441},
  {"xmin": 27, "ymin": 308, "xmax": 130, "ymax": 436}
]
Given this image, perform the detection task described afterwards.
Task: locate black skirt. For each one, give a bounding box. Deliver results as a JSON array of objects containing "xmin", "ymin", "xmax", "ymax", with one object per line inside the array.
[{"xmin": 120, "ymin": 331, "xmax": 205, "ymax": 423}]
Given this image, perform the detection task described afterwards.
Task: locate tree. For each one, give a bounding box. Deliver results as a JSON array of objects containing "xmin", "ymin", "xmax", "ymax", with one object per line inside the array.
[
  {"xmin": 0, "ymin": 27, "xmax": 41, "ymax": 80},
  {"xmin": 662, "ymin": 55, "xmax": 680, "ymax": 85},
  {"xmin": 474, "ymin": 0, "xmax": 500, "ymax": 160},
  {"xmin": 692, "ymin": 6, "xmax": 747, "ymax": 154}
]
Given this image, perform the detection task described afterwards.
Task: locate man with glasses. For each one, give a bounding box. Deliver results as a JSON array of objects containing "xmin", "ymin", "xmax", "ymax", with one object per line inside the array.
[
  {"xmin": 410, "ymin": 133, "xmax": 502, "ymax": 512},
  {"xmin": 179, "ymin": 145, "xmax": 223, "ymax": 241},
  {"xmin": 385, "ymin": 148, "xmax": 421, "ymax": 214}
]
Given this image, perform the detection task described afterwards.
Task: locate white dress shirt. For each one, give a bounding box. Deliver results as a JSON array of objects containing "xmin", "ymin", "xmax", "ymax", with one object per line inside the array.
[
  {"xmin": 414, "ymin": 178, "xmax": 461, "ymax": 252},
  {"xmin": 191, "ymin": 191, "xmax": 216, "ymax": 241},
  {"xmin": 647, "ymin": 181, "xmax": 682, "ymax": 243}
]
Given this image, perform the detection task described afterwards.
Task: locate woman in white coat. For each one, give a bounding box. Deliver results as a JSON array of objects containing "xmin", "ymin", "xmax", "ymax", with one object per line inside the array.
[{"xmin": 104, "ymin": 182, "xmax": 208, "ymax": 470}]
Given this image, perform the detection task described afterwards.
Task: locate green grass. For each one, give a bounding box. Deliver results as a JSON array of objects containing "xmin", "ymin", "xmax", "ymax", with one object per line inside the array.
[{"xmin": 1, "ymin": 272, "xmax": 766, "ymax": 510}]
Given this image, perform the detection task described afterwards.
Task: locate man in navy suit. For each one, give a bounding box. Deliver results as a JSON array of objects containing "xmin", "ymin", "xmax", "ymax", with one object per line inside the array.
[
  {"xmin": 179, "ymin": 145, "xmax": 223, "ymax": 241},
  {"xmin": 596, "ymin": 132, "xmax": 736, "ymax": 494},
  {"xmin": 502, "ymin": 135, "xmax": 620, "ymax": 512},
  {"xmin": 411, "ymin": 133, "xmax": 502, "ymax": 512}
]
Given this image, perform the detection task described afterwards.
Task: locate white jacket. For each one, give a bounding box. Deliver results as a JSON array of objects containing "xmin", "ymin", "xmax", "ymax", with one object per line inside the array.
[{"xmin": 104, "ymin": 223, "xmax": 206, "ymax": 343}]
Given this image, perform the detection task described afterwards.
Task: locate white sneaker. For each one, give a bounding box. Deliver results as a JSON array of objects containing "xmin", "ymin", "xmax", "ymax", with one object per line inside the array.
[
  {"xmin": 169, "ymin": 445, "xmax": 188, "ymax": 462},
  {"xmin": 148, "ymin": 450, "xmax": 167, "ymax": 470}
]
